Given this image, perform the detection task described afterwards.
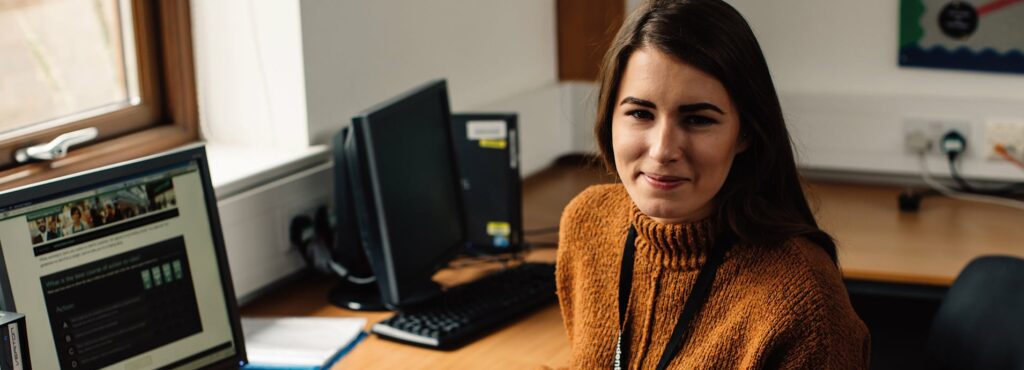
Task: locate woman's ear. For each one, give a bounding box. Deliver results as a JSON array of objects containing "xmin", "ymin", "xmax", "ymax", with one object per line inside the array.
[{"xmin": 734, "ymin": 130, "xmax": 749, "ymax": 154}]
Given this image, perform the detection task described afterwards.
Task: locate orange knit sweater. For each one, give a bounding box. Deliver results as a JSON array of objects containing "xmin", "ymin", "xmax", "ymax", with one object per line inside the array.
[{"xmin": 555, "ymin": 184, "xmax": 870, "ymax": 369}]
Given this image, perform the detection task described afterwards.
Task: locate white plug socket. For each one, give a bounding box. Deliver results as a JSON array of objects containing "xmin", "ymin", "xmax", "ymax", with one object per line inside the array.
[
  {"xmin": 903, "ymin": 118, "xmax": 973, "ymax": 156},
  {"xmin": 983, "ymin": 119, "xmax": 1024, "ymax": 161}
]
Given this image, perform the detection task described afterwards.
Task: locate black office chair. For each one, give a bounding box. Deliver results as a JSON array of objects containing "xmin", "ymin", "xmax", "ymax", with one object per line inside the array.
[{"xmin": 924, "ymin": 255, "xmax": 1024, "ymax": 370}]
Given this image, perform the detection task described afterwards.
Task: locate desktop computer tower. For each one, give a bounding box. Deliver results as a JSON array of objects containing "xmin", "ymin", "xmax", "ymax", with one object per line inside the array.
[
  {"xmin": 449, "ymin": 113, "xmax": 522, "ymax": 255},
  {"xmin": 0, "ymin": 312, "xmax": 29, "ymax": 370}
]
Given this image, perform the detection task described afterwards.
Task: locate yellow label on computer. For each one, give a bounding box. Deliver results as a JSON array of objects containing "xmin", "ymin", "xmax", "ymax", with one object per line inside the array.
[
  {"xmin": 479, "ymin": 139, "xmax": 507, "ymax": 149},
  {"xmin": 486, "ymin": 221, "xmax": 511, "ymax": 236}
]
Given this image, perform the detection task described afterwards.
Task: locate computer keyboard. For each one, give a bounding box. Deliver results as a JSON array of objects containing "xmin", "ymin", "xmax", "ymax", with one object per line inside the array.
[{"xmin": 371, "ymin": 262, "xmax": 556, "ymax": 349}]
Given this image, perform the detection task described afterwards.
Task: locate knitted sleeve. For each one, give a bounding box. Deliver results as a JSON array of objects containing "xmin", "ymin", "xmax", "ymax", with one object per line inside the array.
[
  {"xmin": 555, "ymin": 186, "xmax": 587, "ymax": 344},
  {"xmin": 764, "ymin": 240, "xmax": 872, "ymax": 369},
  {"xmin": 765, "ymin": 298, "xmax": 871, "ymax": 369},
  {"xmin": 555, "ymin": 184, "xmax": 614, "ymax": 345}
]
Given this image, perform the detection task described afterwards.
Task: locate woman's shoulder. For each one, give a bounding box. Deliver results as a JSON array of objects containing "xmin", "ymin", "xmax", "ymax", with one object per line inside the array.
[
  {"xmin": 735, "ymin": 237, "xmax": 849, "ymax": 313},
  {"xmin": 560, "ymin": 183, "xmax": 630, "ymax": 227},
  {"xmin": 782, "ymin": 237, "xmax": 845, "ymax": 295},
  {"xmin": 557, "ymin": 184, "xmax": 631, "ymax": 252},
  {"xmin": 732, "ymin": 238, "xmax": 869, "ymax": 366}
]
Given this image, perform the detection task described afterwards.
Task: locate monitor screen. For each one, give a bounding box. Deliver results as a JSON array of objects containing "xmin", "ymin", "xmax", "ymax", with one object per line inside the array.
[
  {"xmin": 347, "ymin": 80, "xmax": 465, "ymax": 309},
  {"xmin": 0, "ymin": 145, "xmax": 245, "ymax": 370}
]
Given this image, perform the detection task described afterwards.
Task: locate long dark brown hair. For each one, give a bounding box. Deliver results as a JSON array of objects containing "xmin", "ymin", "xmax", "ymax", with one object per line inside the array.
[{"xmin": 594, "ymin": 0, "xmax": 837, "ymax": 262}]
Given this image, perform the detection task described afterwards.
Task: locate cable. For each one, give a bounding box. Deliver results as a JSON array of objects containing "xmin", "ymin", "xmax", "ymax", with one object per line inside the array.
[
  {"xmin": 995, "ymin": 144, "xmax": 1024, "ymax": 171},
  {"xmin": 919, "ymin": 153, "xmax": 1024, "ymax": 211},
  {"xmin": 941, "ymin": 133, "xmax": 1024, "ymax": 196},
  {"xmin": 946, "ymin": 153, "xmax": 1024, "ymax": 195}
]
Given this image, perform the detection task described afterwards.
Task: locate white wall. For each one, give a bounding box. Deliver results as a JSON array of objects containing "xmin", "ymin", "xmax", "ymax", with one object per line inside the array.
[
  {"xmin": 727, "ymin": 0, "xmax": 1024, "ymax": 99},
  {"xmin": 299, "ymin": 1, "xmax": 560, "ymax": 152},
  {"xmin": 191, "ymin": 0, "xmax": 309, "ymax": 150},
  {"xmin": 561, "ymin": 82, "xmax": 599, "ymax": 154},
  {"xmin": 726, "ymin": 0, "xmax": 1024, "ymax": 181},
  {"xmin": 195, "ymin": 0, "xmax": 566, "ymax": 174}
]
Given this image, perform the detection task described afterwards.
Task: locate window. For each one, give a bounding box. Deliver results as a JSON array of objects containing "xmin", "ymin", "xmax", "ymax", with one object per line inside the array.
[{"xmin": 0, "ymin": 0, "xmax": 197, "ymax": 190}]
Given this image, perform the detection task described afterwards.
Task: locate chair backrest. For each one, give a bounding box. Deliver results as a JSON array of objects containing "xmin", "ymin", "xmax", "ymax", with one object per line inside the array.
[{"xmin": 925, "ymin": 255, "xmax": 1024, "ymax": 370}]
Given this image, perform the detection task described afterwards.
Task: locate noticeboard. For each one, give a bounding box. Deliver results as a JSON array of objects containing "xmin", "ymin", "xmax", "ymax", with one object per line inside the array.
[{"xmin": 899, "ymin": 0, "xmax": 1024, "ymax": 73}]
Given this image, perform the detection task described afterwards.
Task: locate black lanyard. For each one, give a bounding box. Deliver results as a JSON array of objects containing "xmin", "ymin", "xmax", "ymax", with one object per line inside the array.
[{"xmin": 614, "ymin": 226, "xmax": 732, "ymax": 370}]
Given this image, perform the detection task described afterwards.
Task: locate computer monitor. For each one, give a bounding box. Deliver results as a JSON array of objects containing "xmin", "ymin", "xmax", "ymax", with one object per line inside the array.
[
  {"xmin": 0, "ymin": 145, "xmax": 246, "ymax": 369},
  {"xmin": 326, "ymin": 126, "xmax": 385, "ymax": 311},
  {"xmin": 345, "ymin": 79, "xmax": 466, "ymax": 309}
]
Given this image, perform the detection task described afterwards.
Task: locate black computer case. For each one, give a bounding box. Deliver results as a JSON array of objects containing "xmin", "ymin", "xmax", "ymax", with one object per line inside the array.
[{"xmin": 449, "ymin": 113, "xmax": 523, "ymax": 254}]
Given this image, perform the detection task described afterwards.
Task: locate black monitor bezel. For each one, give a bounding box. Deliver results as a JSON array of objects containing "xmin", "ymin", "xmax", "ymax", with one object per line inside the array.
[
  {"xmin": 0, "ymin": 144, "xmax": 247, "ymax": 369},
  {"xmin": 330, "ymin": 127, "xmax": 376, "ymax": 284},
  {"xmin": 347, "ymin": 79, "xmax": 467, "ymax": 309}
]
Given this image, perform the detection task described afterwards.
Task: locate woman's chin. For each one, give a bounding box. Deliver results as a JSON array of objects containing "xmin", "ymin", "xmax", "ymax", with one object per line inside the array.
[
  {"xmin": 637, "ymin": 200, "xmax": 708, "ymax": 224},
  {"xmin": 638, "ymin": 204, "xmax": 685, "ymax": 223}
]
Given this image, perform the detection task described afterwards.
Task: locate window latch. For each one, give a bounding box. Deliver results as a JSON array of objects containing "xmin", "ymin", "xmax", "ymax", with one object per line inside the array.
[{"xmin": 14, "ymin": 127, "xmax": 99, "ymax": 163}]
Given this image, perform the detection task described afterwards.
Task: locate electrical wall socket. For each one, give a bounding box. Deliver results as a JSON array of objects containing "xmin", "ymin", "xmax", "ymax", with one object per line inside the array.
[
  {"xmin": 276, "ymin": 201, "xmax": 328, "ymax": 254},
  {"xmin": 903, "ymin": 118, "xmax": 973, "ymax": 156},
  {"xmin": 983, "ymin": 118, "xmax": 1024, "ymax": 161}
]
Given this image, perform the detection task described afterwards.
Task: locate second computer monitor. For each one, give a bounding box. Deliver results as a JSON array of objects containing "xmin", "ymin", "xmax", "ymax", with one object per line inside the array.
[{"xmin": 346, "ymin": 80, "xmax": 465, "ymax": 309}]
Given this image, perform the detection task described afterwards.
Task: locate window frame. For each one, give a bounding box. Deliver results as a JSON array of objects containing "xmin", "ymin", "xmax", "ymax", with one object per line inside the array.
[{"xmin": 0, "ymin": 0, "xmax": 198, "ymax": 191}]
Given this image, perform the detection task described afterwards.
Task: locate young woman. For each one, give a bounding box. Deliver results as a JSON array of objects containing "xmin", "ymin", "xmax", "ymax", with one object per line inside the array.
[{"xmin": 555, "ymin": 0, "xmax": 870, "ymax": 368}]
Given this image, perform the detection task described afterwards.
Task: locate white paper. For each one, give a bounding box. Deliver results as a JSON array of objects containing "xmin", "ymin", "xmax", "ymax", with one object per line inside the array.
[{"xmin": 241, "ymin": 317, "xmax": 366, "ymax": 367}]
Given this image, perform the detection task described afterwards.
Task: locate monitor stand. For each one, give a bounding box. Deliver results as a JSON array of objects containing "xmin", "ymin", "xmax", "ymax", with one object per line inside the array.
[{"xmin": 328, "ymin": 280, "xmax": 387, "ymax": 311}]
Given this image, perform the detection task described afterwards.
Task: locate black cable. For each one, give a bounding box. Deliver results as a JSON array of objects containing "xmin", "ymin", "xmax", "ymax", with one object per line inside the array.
[
  {"xmin": 947, "ymin": 152, "xmax": 1024, "ymax": 196},
  {"xmin": 900, "ymin": 130, "xmax": 1024, "ymax": 212},
  {"xmin": 940, "ymin": 131, "xmax": 1024, "ymax": 196},
  {"xmin": 947, "ymin": 152, "xmax": 974, "ymax": 191}
]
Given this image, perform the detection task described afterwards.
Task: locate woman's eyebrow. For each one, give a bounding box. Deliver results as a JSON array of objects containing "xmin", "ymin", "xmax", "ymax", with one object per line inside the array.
[
  {"xmin": 620, "ymin": 97, "xmax": 724, "ymax": 115},
  {"xmin": 679, "ymin": 102, "xmax": 724, "ymax": 115},
  {"xmin": 619, "ymin": 97, "xmax": 656, "ymax": 108}
]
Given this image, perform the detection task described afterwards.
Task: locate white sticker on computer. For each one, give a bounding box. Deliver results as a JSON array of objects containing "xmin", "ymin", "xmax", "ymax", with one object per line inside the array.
[
  {"xmin": 466, "ymin": 121, "xmax": 507, "ymax": 140},
  {"xmin": 8, "ymin": 323, "xmax": 23, "ymax": 370}
]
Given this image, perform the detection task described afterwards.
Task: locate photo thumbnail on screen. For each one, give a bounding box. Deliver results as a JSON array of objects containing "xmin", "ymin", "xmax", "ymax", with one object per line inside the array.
[{"xmin": 25, "ymin": 178, "xmax": 178, "ymax": 246}]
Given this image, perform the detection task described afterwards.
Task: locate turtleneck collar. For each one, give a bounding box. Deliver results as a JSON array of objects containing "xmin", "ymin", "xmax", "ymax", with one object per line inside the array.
[{"xmin": 629, "ymin": 204, "xmax": 717, "ymax": 270}]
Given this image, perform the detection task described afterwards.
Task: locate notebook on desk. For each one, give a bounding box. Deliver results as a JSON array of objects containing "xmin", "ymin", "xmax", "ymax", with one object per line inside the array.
[{"xmin": 241, "ymin": 317, "xmax": 366, "ymax": 370}]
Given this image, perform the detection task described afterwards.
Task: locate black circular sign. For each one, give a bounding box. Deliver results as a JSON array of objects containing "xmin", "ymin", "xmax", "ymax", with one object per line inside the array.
[{"xmin": 938, "ymin": 2, "xmax": 978, "ymax": 39}]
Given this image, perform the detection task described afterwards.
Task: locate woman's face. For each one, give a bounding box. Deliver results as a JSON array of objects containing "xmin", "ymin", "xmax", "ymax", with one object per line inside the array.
[{"xmin": 612, "ymin": 47, "xmax": 745, "ymax": 224}]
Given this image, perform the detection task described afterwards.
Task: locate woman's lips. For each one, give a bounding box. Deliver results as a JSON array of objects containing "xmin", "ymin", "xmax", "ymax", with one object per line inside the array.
[{"xmin": 641, "ymin": 173, "xmax": 689, "ymax": 190}]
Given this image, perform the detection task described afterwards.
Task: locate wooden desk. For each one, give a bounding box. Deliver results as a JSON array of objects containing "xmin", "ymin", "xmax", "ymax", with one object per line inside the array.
[
  {"xmin": 807, "ymin": 181, "xmax": 1023, "ymax": 286},
  {"xmin": 242, "ymin": 161, "xmax": 1024, "ymax": 368},
  {"xmin": 241, "ymin": 250, "xmax": 568, "ymax": 369}
]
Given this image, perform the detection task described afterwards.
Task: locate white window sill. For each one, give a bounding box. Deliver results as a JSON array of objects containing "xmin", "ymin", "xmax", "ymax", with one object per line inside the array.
[{"xmin": 204, "ymin": 143, "xmax": 330, "ymax": 200}]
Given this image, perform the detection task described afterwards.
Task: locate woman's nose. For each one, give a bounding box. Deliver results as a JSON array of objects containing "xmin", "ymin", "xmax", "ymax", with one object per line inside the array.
[{"xmin": 647, "ymin": 121, "xmax": 683, "ymax": 164}]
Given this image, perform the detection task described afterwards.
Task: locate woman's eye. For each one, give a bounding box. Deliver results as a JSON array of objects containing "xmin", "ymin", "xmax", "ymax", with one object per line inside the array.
[
  {"xmin": 627, "ymin": 110, "xmax": 654, "ymax": 120},
  {"xmin": 683, "ymin": 115, "xmax": 717, "ymax": 126}
]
